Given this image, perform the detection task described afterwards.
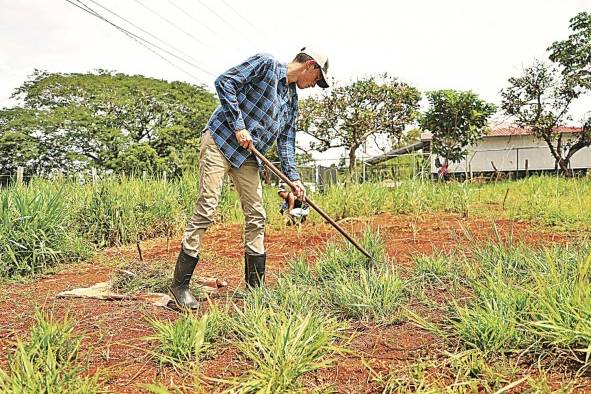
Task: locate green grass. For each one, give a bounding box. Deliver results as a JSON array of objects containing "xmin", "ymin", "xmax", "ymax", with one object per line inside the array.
[
  {"xmin": 224, "ymin": 286, "xmax": 346, "ymax": 393},
  {"xmin": 471, "ymin": 175, "xmax": 591, "ymax": 231},
  {"xmin": 2, "ymin": 175, "xmax": 591, "ymax": 279},
  {"xmin": 148, "ymin": 307, "xmax": 226, "ymax": 367},
  {"xmin": 527, "ymin": 251, "xmax": 591, "ymax": 365},
  {"xmin": 411, "ymin": 242, "xmax": 591, "ymax": 368},
  {"xmin": 327, "ymin": 265, "xmax": 407, "ymax": 324},
  {"xmin": 0, "ymin": 310, "xmax": 100, "ymax": 393},
  {"xmin": 274, "ymin": 229, "xmax": 410, "ymax": 326},
  {"xmin": 76, "ymin": 176, "xmax": 187, "ymax": 247},
  {"xmin": 412, "ymin": 253, "xmax": 455, "ymax": 283},
  {"xmin": 0, "ymin": 185, "xmax": 90, "ymax": 278}
]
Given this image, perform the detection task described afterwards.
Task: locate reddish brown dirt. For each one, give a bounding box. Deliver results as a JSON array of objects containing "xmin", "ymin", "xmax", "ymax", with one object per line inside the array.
[{"xmin": 0, "ymin": 212, "xmax": 581, "ymax": 393}]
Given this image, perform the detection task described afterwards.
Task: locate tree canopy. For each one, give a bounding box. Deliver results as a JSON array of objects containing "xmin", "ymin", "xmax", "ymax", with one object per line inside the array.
[
  {"xmin": 298, "ymin": 75, "xmax": 420, "ymax": 171},
  {"xmin": 0, "ymin": 70, "xmax": 217, "ymax": 177},
  {"xmin": 548, "ymin": 11, "xmax": 591, "ymax": 90},
  {"xmin": 420, "ymin": 89, "xmax": 496, "ymax": 163},
  {"xmin": 501, "ymin": 12, "xmax": 591, "ymax": 174}
]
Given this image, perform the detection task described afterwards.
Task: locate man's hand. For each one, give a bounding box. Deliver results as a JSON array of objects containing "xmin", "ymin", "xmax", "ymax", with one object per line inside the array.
[
  {"xmin": 291, "ymin": 180, "xmax": 306, "ymax": 202},
  {"xmin": 235, "ymin": 129, "xmax": 253, "ymax": 149}
]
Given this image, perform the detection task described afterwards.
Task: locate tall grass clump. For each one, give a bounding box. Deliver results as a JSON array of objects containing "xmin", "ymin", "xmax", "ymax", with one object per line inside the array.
[
  {"xmin": 288, "ymin": 228, "xmax": 409, "ymax": 325},
  {"xmin": 427, "ymin": 242, "xmax": 591, "ymax": 366},
  {"xmin": 327, "ymin": 265, "xmax": 406, "ymax": 324},
  {"xmin": 0, "ymin": 185, "xmax": 90, "ymax": 278},
  {"xmin": 148, "ymin": 308, "xmax": 226, "ymax": 367},
  {"xmin": 0, "ymin": 310, "xmax": 100, "ymax": 393},
  {"xmin": 312, "ymin": 183, "xmax": 392, "ymax": 222},
  {"xmin": 390, "ymin": 180, "xmax": 471, "ymax": 216},
  {"xmin": 224, "ymin": 286, "xmax": 346, "ymax": 393},
  {"xmin": 315, "ymin": 229, "xmax": 386, "ymax": 280},
  {"xmin": 528, "ymin": 251, "xmax": 591, "ymax": 365},
  {"xmin": 474, "ymin": 175, "xmax": 591, "ymax": 231},
  {"xmin": 76, "ymin": 177, "xmax": 185, "ymax": 247},
  {"xmin": 449, "ymin": 278, "xmax": 531, "ymax": 355},
  {"xmin": 411, "ymin": 253, "xmax": 455, "ymax": 283},
  {"xmin": 440, "ymin": 244, "xmax": 540, "ymax": 356}
]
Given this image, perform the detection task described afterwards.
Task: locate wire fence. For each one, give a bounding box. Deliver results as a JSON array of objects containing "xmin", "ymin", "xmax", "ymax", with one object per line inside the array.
[
  {"xmin": 3, "ymin": 145, "xmax": 590, "ymax": 190},
  {"xmin": 0, "ymin": 154, "xmax": 432, "ymax": 191}
]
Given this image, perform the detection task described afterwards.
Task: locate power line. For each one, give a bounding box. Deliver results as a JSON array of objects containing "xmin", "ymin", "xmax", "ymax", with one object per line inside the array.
[
  {"xmin": 192, "ymin": 0, "xmax": 249, "ymax": 41},
  {"xmin": 164, "ymin": 0, "xmax": 241, "ymax": 52},
  {"xmin": 75, "ymin": 0, "xmax": 214, "ymax": 80},
  {"xmin": 85, "ymin": 0, "xmax": 198, "ymax": 65},
  {"xmin": 65, "ymin": 0, "xmax": 214, "ymax": 84},
  {"xmin": 132, "ymin": 0, "xmax": 228, "ymax": 59},
  {"xmin": 218, "ymin": 0, "xmax": 274, "ymax": 45},
  {"xmin": 67, "ymin": 0, "xmax": 206, "ymax": 83}
]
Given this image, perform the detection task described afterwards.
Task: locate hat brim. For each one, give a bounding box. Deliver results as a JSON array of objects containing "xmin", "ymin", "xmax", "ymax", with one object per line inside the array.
[{"xmin": 318, "ymin": 69, "xmax": 329, "ymax": 88}]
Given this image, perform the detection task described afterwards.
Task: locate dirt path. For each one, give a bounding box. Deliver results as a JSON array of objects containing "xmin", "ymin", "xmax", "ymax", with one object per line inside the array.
[{"xmin": 0, "ymin": 212, "xmax": 574, "ymax": 393}]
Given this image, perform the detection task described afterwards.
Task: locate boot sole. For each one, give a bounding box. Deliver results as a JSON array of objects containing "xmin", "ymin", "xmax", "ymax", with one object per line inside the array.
[{"xmin": 168, "ymin": 287, "xmax": 199, "ymax": 311}]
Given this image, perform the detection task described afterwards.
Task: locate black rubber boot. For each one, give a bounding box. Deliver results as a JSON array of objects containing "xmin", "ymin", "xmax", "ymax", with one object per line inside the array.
[
  {"xmin": 169, "ymin": 249, "xmax": 199, "ymax": 310},
  {"xmin": 245, "ymin": 253, "xmax": 266, "ymax": 288}
]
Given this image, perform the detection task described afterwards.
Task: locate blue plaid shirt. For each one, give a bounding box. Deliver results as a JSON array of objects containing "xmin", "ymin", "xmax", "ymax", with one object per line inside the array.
[{"xmin": 207, "ymin": 53, "xmax": 300, "ymax": 180}]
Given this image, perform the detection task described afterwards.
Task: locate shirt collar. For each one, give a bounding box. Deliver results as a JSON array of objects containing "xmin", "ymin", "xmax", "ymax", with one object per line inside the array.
[
  {"xmin": 278, "ymin": 62, "xmax": 298, "ymax": 101},
  {"xmin": 278, "ymin": 62, "xmax": 288, "ymax": 84}
]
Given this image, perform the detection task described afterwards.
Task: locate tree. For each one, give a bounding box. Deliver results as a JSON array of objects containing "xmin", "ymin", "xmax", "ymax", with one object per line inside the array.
[
  {"xmin": 501, "ymin": 61, "xmax": 590, "ymax": 174},
  {"xmin": 420, "ymin": 90, "xmax": 496, "ymax": 163},
  {"xmin": 548, "ymin": 12, "xmax": 591, "ymax": 90},
  {"xmin": 391, "ymin": 128, "xmax": 421, "ymax": 150},
  {"xmin": 298, "ymin": 75, "xmax": 420, "ymax": 172},
  {"xmin": 0, "ymin": 70, "xmax": 217, "ymax": 176}
]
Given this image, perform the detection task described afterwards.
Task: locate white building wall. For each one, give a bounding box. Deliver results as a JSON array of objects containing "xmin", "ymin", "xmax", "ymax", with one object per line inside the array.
[{"xmin": 431, "ymin": 133, "xmax": 591, "ymax": 173}]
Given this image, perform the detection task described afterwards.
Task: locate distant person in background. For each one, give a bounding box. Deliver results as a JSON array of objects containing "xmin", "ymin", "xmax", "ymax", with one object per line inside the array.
[
  {"xmin": 278, "ymin": 182, "xmax": 309, "ymax": 225},
  {"xmin": 435, "ymin": 157, "xmax": 449, "ymax": 181}
]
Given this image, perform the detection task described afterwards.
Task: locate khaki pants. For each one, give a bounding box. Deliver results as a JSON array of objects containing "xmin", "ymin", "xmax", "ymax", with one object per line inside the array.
[{"xmin": 181, "ymin": 131, "xmax": 266, "ymax": 257}]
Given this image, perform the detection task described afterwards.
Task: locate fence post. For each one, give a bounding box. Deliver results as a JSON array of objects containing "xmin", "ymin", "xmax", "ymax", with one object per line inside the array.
[
  {"xmin": 163, "ymin": 171, "xmax": 167, "ymax": 182},
  {"xmin": 525, "ymin": 159, "xmax": 529, "ymax": 178},
  {"xmin": 314, "ymin": 161, "xmax": 319, "ymax": 191},
  {"xmin": 491, "ymin": 161, "xmax": 500, "ymax": 182},
  {"xmin": 91, "ymin": 167, "xmax": 97, "ymax": 185},
  {"xmin": 362, "ymin": 161, "xmax": 366, "ymax": 183},
  {"xmin": 516, "ymin": 148, "xmax": 519, "ymax": 179},
  {"xmin": 16, "ymin": 166, "xmax": 24, "ymax": 185}
]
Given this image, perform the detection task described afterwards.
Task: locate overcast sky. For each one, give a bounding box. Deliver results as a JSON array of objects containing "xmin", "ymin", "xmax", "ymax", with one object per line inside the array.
[{"xmin": 1, "ymin": 0, "xmax": 590, "ymax": 160}]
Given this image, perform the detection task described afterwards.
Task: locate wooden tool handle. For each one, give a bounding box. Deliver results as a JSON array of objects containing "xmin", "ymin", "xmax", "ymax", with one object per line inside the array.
[{"xmin": 249, "ymin": 145, "xmax": 373, "ymax": 260}]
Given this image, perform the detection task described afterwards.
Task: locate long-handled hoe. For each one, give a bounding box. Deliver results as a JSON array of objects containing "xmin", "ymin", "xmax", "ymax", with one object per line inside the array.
[{"xmin": 249, "ymin": 145, "xmax": 373, "ymax": 261}]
